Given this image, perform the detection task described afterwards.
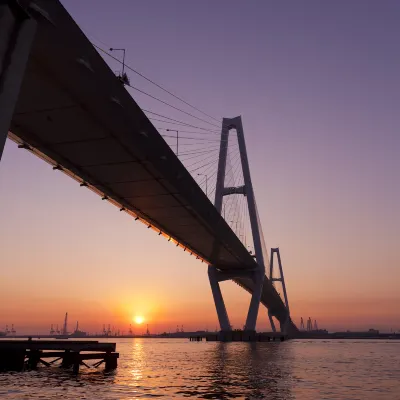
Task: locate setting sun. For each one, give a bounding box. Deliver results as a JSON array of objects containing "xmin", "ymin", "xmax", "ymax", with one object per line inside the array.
[{"xmin": 134, "ymin": 315, "xmax": 145, "ymax": 325}]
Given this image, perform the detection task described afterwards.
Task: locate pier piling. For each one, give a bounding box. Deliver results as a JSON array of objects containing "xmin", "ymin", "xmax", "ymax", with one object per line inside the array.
[{"xmin": 0, "ymin": 349, "xmax": 25, "ymax": 371}]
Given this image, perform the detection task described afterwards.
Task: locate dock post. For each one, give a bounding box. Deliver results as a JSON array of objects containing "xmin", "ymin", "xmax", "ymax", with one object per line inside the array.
[
  {"xmin": 0, "ymin": 350, "xmax": 25, "ymax": 371},
  {"xmin": 72, "ymin": 359, "xmax": 80, "ymax": 374},
  {"xmin": 27, "ymin": 350, "xmax": 41, "ymax": 369},
  {"xmin": 61, "ymin": 350, "xmax": 73, "ymax": 368},
  {"xmin": 105, "ymin": 352, "xmax": 118, "ymax": 370}
]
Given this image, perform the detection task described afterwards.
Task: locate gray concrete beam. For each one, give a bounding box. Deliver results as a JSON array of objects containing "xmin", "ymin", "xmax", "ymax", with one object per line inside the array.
[{"xmin": 0, "ymin": 3, "xmax": 36, "ymax": 161}]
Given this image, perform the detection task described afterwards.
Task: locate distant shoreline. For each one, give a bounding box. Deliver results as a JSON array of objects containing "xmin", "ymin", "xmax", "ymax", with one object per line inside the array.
[{"xmin": 2, "ymin": 333, "xmax": 400, "ymax": 341}]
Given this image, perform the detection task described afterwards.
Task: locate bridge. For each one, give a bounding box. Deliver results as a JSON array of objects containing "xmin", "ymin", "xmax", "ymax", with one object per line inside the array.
[{"xmin": 0, "ymin": 0, "xmax": 298, "ymax": 336}]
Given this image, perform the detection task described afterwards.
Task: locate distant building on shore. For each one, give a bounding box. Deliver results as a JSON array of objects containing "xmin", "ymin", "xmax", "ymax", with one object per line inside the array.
[{"xmin": 332, "ymin": 328, "xmax": 379, "ymax": 338}]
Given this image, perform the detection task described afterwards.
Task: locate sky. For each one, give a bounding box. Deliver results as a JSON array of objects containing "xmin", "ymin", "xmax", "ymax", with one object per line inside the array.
[{"xmin": 0, "ymin": 0, "xmax": 399, "ymax": 334}]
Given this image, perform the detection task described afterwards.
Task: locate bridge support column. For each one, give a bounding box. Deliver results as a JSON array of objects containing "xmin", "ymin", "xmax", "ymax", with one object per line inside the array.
[
  {"xmin": 209, "ymin": 268, "xmax": 266, "ymax": 333},
  {"xmin": 280, "ymin": 317, "xmax": 289, "ymax": 335},
  {"xmin": 269, "ymin": 248, "xmax": 292, "ymax": 334},
  {"xmin": 0, "ymin": 2, "xmax": 36, "ymax": 162},
  {"xmin": 244, "ymin": 271, "xmax": 264, "ymax": 332},
  {"xmin": 268, "ymin": 312, "xmax": 277, "ymax": 332},
  {"xmin": 208, "ymin": 266, "xmax": 231, "ymax": 332}
]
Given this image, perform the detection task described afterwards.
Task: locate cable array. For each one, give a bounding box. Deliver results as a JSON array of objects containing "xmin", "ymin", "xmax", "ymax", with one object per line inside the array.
[
  {"xmin": 87, "ymin": 35, "xmax": 252, "ymax": 252},
  {"xmin": 220, "ymin": 137, "xmax": 254, "ymax": 254},
  {"xmin": 91, "ymin": 43, "xmax": 221, "ymax": 123}
]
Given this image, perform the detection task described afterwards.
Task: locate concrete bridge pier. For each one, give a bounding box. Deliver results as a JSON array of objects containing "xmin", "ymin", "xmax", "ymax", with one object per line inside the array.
[
  {"xmin": 243, "ymin": 270, "xmax": 264, "ymax": 332},
  {"xmin": 208, "ymin": 267, "xmax": 265, "ymax": 334},
  {"xmin": 208, "ymin": 266, "xmax": 231, "ymax": 332},
  {"xmin": 0, "ymin": 1, "xmax": 36, "ymax": 162},
  {"xmin": 268, "ymin": 312, "xmax": 277, "ymax": 332}
]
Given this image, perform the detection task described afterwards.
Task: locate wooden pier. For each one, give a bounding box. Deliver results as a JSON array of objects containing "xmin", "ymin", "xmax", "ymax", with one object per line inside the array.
[{"xmin": 0, "ymin": 340, "xmax": 118, "ymax": 373}]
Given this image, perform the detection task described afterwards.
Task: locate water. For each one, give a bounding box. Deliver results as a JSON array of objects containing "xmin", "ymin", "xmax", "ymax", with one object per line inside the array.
[{"xmin": 0, "ymin": 339, "xmax": 399, "ymax": 399}]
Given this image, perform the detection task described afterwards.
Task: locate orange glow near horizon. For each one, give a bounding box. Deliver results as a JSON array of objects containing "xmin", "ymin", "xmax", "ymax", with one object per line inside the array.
[{"xmin": 1, "ymin": 136, "xmax": 400, "ymax": 334}]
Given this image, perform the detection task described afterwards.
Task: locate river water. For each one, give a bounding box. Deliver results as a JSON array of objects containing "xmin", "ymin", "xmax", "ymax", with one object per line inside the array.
[{"xmin": 0, "ymin": 339, "xmax": 399, "ymax": 399}]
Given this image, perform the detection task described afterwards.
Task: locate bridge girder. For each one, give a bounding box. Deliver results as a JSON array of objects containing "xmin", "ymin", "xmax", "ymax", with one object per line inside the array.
[{"xmin": 0, "ymin": 2, "xmax": 36, "ymax": 161}]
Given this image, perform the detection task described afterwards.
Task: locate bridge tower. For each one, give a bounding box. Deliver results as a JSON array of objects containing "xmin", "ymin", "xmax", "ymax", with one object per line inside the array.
[
  {"xmin": 208, "ymin": 116, "xmax": 268, "ymax": 334},
  {"xmin": 269, "ymin": 248, "xmax": 291, "ymax": 332}
]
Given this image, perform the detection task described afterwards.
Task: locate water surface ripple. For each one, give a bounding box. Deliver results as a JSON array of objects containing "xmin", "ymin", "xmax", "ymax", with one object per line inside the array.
[{"xmin": 0, "ymin": 339, "xmax": 399, "ymax": 399}]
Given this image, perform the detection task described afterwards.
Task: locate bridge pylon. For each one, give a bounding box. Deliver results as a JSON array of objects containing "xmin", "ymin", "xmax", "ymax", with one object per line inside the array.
[
  {"xmin": 269, "ymin": 248, "xmax": 291, "ymax": 333},
  {"xmin": 209, "ymin": 116, "xmax": 267, "ymax": 333}
]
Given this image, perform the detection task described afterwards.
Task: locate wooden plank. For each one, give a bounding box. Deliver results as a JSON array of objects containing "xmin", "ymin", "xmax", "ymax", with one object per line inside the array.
[
  {"xmin": 38, "ymin": 352, "xmax": 119, "ymax": 360},
  {"xmin": 33, "ymin": 351, "xmax": 68, "ymax": 358},
  {"xmin": 0, "ymin": 340, "xmax": 115, "ymax": 352},
  {"xmin": 0, "ymin": 340, "xmax": 98, "ymax": 345},
  {"xmin": 79, "ymin": 352, "xmax": 119, "ymax": 360}
]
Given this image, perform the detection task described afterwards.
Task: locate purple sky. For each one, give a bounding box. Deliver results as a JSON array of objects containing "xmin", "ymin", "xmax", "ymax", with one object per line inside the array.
[{"xmin": 0, "ymin": 0, "xmax": 399, "ymax": 333}]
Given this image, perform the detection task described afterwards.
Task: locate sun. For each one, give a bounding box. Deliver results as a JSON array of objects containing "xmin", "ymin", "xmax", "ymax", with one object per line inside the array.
[{"xmin": 134, "ymin": 315, "xmax": 144, "ymax": 325}]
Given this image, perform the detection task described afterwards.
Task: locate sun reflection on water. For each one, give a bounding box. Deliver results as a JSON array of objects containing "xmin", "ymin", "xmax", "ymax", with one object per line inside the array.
[{"xmin": 129, "ymin": 340, "xmax": 144, "ymax": 383}]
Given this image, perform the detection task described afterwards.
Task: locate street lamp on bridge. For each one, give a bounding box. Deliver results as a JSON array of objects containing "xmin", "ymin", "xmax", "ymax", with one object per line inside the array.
[
  {"xmin": 197, "ymin": 173, "xmax": 208, "ymax": 196},
  {"xmin": 166, "ymin": 129, "xmax": 179, "ymax": 156},
  {"xmin": 229, "ymin": 220, "xmax": 239, "ymax": 233},
  {"xmin": 109, "ymin": 48, "xmax": 129, "ymax": 85}
]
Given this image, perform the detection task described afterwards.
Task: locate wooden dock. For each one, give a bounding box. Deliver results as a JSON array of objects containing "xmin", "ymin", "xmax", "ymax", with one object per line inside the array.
[{"xmin": 0, "ymin": 340, "xmax": 118, "ymax": 373}]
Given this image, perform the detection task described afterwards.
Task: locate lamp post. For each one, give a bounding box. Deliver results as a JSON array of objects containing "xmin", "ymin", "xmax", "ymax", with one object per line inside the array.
[
  {"xmin": 229, "ymin": 220, "xmax": 239, "ymax": 233},
  {"xmin": 197, "ymin": 173, "xmax": 208, "ymax": 196},
  {"xmin": 166, "ymin": 129, "xmax": 179, "ymax": 156},
  {"xmin": 109, "ymin": 48, "xmax": 130, "ymax": 85},
  {"xmin": 109, "ymin": 48, "xmax": 126, "ymax": 75}
]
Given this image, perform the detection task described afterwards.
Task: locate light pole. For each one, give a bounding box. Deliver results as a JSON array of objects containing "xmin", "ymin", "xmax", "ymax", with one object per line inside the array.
[
  {"xmin": 109, "ymin": 48, "xmax": 129, "ymax": 85},
  {"xmin": 197, "ymin": 173, "xmax": 208, "ymax": 196},
  {"xmin": 166, "ymin": 129, "xmax": 179, "ymax": 156},
  {"xmin": 109, "ymin": 48, "xmax": 126, "ymax": 75},
  {"xmin": 229, "ymin": 220, "xmax": 239, "ymax": 233}
]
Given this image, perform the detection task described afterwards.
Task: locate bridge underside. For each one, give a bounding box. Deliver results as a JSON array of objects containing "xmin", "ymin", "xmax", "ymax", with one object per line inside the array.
[{"xmin": 0, "ymin": 0, "xmax": 297, "ymax": 334}]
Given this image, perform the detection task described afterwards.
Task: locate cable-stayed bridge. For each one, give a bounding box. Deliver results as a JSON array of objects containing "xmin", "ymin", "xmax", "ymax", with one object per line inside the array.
[{"xmin": 0, "ymin": 0, "xmax": 298, "ymax": 336}]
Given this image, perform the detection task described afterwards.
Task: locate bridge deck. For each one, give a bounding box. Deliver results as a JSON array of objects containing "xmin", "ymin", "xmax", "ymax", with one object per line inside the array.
[{"xmin": 7, "ymin": 0, "xmax": 293, "ymax": 326}]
